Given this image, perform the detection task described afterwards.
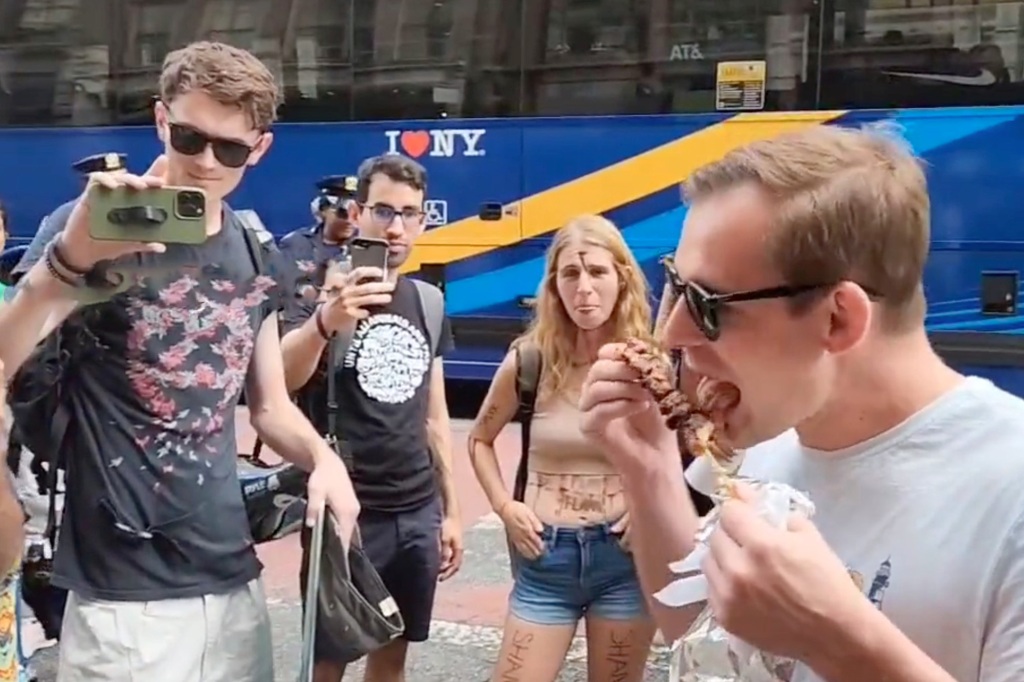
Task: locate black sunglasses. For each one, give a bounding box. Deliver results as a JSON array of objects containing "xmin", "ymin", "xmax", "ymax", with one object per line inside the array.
[
  {"xmin": 167, "ymin": 121, "xmax": 257, "ymax": 169},
  {"xmin": 362, "ymin": 203, "xmax": 425, "ymax": 227},
  {"xmin": 661, "ymin": 256, "xmax": 877, "ymax": 341}
]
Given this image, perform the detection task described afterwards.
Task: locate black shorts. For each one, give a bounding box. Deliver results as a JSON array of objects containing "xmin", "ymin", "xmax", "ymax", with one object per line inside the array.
[{"xmin": 300, "ymin": 496, "xmax": 443, "ymax": 661}]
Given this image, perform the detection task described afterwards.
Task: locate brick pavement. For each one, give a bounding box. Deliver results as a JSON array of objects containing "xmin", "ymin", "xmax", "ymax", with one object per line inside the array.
[{"xmin": 28, "ymin": 411, "xmax": 673, "ymax": 679}]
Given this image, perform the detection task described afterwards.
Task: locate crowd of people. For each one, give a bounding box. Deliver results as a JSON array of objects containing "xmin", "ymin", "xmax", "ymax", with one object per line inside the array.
[{"xmin": 0, "ymin": 38, "xmax": 1022, "ymax": 682}]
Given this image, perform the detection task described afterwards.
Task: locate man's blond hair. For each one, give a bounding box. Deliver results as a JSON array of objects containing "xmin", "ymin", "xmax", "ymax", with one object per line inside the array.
[
  {"xmin": 160, "ymin": 41, "xmax": 281, "ymax": 131},
  {"xmin": 684, "ymin": 124, "xmax": 930, "ymax": 331}
]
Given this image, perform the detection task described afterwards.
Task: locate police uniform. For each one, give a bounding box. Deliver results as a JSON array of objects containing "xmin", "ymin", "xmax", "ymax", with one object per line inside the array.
[
  {"xmin": 278, "ymin": 174, "xmax": 358, "ymax": 305},
  {"xmin": 277, "ymin": 175, "xmax": 357, "ymax": 435},
  {"xmin": 10, "ymin": 152, "xmax": 128, "ymax": 281}
]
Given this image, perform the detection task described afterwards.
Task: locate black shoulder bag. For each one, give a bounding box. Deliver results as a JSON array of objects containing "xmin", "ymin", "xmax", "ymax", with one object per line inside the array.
[{"xmin": 298, "ymin": 337, "xmax": 405, "ymax": 674}]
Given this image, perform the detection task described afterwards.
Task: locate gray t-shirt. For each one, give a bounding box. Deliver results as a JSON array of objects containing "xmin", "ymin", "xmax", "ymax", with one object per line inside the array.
[
  {"xmin": 21, "ymin": 206, "xmax": 284, "ymax": 601},
  {"xmin": 686, "ymin": 377, "xmax": 1024, "ymax": 682}
]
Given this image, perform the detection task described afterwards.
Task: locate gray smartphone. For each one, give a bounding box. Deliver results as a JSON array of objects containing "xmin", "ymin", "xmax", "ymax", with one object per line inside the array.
[
  {"xmin": 349, "ymin": 237, "xmax": 389, "ymax": 282},
  {"xmin": 88, "ymin": 185, "xmax": 208, "ymax": 244}
]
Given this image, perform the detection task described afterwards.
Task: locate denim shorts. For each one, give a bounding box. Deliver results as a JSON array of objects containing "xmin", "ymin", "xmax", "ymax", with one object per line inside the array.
[{"xmin": 509, "ymin": 523, "xmax": 648, "ymax": 626}]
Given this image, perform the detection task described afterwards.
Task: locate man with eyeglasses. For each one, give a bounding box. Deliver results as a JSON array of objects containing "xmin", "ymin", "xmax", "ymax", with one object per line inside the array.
[
  {"xmin": 280, "ymin": 153, "xmax": 463, "ymax": 682},
  {"xmin": 0, "ymin": 41, "xmax": 360, "ymax": 681},
  {"xmin": 579, "ymin": 125, "xmax": 1024, "ymax": 681}
]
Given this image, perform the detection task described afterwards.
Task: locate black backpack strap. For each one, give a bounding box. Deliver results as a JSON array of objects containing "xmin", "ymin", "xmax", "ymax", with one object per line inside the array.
[
  {"xmin": 45, "ymin": 399, "xmax": 71, "ymax": 548},
  {"xmin": 240, "ymin": 220, "xmax": 267, "ymax": 459},
  {"xmin": 325, "ymin": 338, "xmax": 354, "ymax": 472},
  {"xmin": 512, "ymin": 344, "xmax": 541, "ymax": 503},
  {"xmin": 44, "ymin": 328, "xmax": 73, "ymax": 550},
  {"xmin": 240, "ymin": 218, "xmax": 266, "ymax": 276}
]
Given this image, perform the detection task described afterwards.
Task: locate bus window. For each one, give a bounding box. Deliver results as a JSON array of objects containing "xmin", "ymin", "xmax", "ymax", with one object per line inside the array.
[
  {"xmin": 521, "ymin": 0, "xmax": 819, "ymax": 116},
  {"xmin": 278, "ymin": 0, "xmax": 352, "ymax": 122},
  {"xmin": 818, "ymin": 0, "xmax": 1024, "ymax": 109},
  {"xmin": 0, "ymin": 0, "xmax": 122, "ymax": 127},
  {"xmin": 351, "ymin": 0, "xmax": 524, "ymax": 121}
]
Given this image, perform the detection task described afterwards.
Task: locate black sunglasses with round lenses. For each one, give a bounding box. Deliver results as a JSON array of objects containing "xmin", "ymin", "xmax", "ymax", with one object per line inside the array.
[
  {"xmin": 364, "ymin": 203, "xmax": 425, "ymax": 227},
  {"xmin": 168, "ymin": 121, "xmax": 256, "ymax": 169},
  {"xmin": 661, "ymin": 256, "xmax": 846, "ymax": 341}
]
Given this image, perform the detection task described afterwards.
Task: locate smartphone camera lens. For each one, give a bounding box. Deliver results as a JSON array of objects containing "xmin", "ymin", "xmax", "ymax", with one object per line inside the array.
[{"xmin": 176, "ymin": 190, "xmax": 206, "ymax": 219}]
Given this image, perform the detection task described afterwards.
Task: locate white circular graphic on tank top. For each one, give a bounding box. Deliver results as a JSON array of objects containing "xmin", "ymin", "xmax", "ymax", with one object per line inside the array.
[{"xmin": 349, "ymin": 313, "xmax": 431, "ymax": 404}]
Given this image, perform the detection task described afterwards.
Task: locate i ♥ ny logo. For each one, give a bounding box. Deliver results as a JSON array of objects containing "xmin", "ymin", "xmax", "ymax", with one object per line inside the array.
[{"xmin": 384, "ymin": 129, "xmax": 486, "ymax": 159}]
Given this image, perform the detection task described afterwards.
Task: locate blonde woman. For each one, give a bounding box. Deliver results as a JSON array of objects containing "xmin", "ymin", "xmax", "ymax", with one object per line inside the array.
[{"xmin": 469, "ymin": 215, "xmax": 656, "ymax": 681}]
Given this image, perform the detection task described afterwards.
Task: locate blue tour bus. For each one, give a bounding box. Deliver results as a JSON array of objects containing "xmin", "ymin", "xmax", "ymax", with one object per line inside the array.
[{"xmin": 0, "ymin": 0, "xmax": 1022, "ymax": 394}]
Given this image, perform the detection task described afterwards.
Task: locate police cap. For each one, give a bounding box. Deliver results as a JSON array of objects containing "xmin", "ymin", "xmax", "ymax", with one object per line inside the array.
[
  {"xmin": 72, "ymin": 152, "xmax": 128, "ymax": 175},
  {"xmin": 315, "ymin": 175, "xmax": 358, "ymax": 198}
]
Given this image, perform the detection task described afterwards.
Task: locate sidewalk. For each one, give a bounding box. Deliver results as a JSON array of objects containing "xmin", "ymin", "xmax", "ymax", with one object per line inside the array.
[{"xmin": 26, "ymin": 412, "xmax": 672, "ymax": 680}]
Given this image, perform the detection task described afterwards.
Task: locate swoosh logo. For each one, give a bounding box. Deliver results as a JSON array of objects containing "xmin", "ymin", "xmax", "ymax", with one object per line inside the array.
[{"xmin": 882, "ymin": 69, "xmax": 997, "ymax": 87}]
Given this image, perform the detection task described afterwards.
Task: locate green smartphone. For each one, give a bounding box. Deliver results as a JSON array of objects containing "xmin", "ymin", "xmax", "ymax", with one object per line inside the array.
[{"xmin": 88, "ymin": 185, "xmax": 208, "ymax": 244}]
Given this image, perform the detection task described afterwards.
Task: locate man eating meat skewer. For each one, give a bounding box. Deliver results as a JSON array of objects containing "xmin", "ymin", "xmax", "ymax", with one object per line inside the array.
[{"xmin": 578, "ymin": 125, "xmax": 1024, "ymax": 682}]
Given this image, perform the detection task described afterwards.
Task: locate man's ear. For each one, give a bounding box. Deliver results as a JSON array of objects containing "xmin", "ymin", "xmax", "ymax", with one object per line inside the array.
[
  {"xmin": 248, "ymin": 131, "xmax": 274, "ymax": 167},
  {"xmin": 823, "ymin": 282, "xmax": 872, "ymax": 354},
  {"xmin": 153, "ymin": 101, "xmax": 169, "ymax": 144},
  {"xmin": 348, "ymin": 202, "xmax": 364, "ymax": 224}
]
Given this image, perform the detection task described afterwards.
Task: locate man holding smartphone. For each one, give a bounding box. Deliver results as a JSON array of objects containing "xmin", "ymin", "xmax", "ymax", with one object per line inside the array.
[
  {"xmin": 0, "ymin": 41, "xmax": 360, "ymax": 681},
  {"xmin": 280, "ymin": 153, "xmax": 464, "ymax": 682}
]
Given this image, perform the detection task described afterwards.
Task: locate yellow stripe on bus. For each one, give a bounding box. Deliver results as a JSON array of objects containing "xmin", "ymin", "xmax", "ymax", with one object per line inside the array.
[{"xmin": 401, "ymin": 110, "xmax": 847, "ymax": 272}]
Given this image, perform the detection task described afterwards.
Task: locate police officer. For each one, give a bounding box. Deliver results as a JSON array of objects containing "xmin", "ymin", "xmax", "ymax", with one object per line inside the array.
[
  {"xmin": 274, "ymin": 176, "xmax": 358, "ymax": 464},
  {"xmin": 278, "ymin": 174, "xmax": 359, "ymax": 303},
  {"xmin": 10, "ymin": 152, "xmax": 129, "ymax": 284}
]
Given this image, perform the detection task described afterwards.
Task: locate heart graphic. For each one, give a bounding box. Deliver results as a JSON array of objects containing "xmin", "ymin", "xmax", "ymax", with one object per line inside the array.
[{"xmin": 400, "ymin": 130, "xmax": 430, "ymax": 158}]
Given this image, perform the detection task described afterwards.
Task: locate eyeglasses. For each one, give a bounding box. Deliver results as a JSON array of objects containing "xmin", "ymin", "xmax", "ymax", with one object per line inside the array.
[
  {"xmin": 661, "ymin": 256, "xmax": 878, "ymax": 341},
  {"xmin": 167, "ymin": 120, "xmax": 257, "ymax": 169},
  {"xmin": 363, "ymin": 203, "xmax": 425, "ymax": 228}
]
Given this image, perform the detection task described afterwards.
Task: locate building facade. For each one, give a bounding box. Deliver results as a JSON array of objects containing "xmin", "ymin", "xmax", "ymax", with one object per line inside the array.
[{"xmin": 0, "ymin": 0, "xmax": 1022, "ymax": 127}]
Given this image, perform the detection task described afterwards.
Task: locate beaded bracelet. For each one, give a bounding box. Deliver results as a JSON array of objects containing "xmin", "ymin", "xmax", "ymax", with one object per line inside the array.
[
  {"xmin": 43, "ymin": 241, "xmax": 84, "ymax": 288},
  {"xmin": 50, "ymin": 238, "xmax": 90, "ymax": 276}
]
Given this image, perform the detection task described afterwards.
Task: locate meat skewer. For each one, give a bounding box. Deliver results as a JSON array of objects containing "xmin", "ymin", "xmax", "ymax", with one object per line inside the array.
[{"xmin": 617, "ymin": 338, "xmax": 740, "ymax": 496}]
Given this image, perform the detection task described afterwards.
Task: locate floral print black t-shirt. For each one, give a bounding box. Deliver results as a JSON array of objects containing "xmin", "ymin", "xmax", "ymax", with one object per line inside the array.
[{"xmin": 22, "ymin": 207, "xmax": 284, "ymax": 601}]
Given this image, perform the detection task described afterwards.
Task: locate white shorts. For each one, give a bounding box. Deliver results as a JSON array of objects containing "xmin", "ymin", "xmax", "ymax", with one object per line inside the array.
[{"xmin": 56, "ymin": 578, "xmax": 273, "ymax": 682}]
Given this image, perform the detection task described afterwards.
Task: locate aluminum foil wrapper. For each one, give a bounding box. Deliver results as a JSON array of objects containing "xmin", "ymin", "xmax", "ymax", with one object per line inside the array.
[{"xmin": 654, "ymin": 479, "xmax": 815, "ymax": 682}]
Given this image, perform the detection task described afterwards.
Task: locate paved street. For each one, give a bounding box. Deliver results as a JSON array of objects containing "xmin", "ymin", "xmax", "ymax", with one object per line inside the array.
[{"xmin": 26, "ymin": 410, "xmax": 673, "ymax": 681}]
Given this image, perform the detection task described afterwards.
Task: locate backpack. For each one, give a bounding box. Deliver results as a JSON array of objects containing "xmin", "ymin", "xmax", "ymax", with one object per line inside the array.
[
  {"xmin": 511, "ymin": 344, "xmax": 542, "ymax": 503},
  {"xmin": 7, "ymin": 219, "xmax": 266, "ymax": 549},
  {"xmin": 412, "ymin": 279, "xmax": 445, "ymax": 359},
  {"xmin": 503, "ymin": 344, "xmax": 541, "ymax": 576}
]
